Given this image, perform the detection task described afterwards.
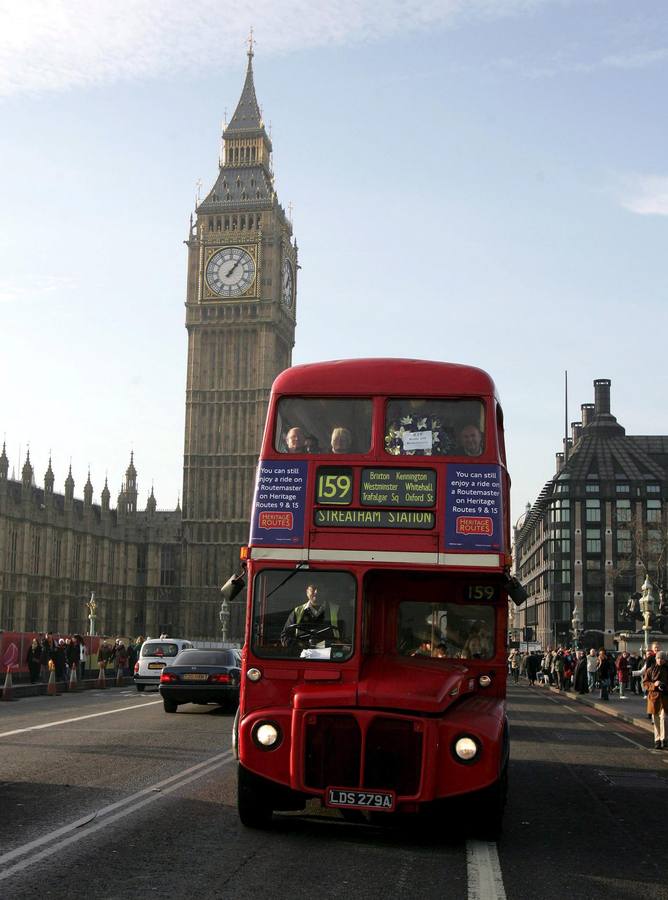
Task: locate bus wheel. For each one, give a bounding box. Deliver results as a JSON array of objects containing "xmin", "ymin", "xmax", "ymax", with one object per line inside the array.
[
  {"xmin": 237, "ymin": 763, "xmax": 273, "ymax": 828},
  {"xmin": 475, "ymin": 765, "xmax": 508, "ymax": 841}
]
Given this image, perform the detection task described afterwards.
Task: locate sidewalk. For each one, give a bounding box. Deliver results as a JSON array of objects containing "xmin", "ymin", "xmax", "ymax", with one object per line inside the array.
[{"xmin": 536, "ymin": 681, "xmax": 653, "ymax": 733}]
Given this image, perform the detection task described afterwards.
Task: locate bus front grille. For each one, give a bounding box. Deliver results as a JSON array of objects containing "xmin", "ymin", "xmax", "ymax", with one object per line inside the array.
[
  {"xmin": 304, "ymin": 715, "xmax": 361, "ymax": 790},
  {"xmin": 363, "ymin": 717, "xmax": 422, "ymax": 796},
  {"xmin": 303, "ymin": 714, "xmax": 422, "ymax": 795}
]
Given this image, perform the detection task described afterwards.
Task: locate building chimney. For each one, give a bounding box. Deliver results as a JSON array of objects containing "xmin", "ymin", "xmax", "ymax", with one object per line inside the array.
[
  {"xmin": 556, "ymin": 451, "xmax": 564, "ymax": 473},
  {"xmin": 571, "ymin": 421, "xmax": 583, "ymax": 444},
  {"xmin": 594, "ymin": 378, "xmax": 611, "ymax": 416},
  {"xmin": 581, "ymin": 403, "xmax": 595, "ymax": 426}
]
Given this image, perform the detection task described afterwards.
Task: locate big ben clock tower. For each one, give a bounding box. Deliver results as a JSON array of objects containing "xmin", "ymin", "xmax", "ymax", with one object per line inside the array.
[{"xmin": 182, "ymin": 41, "xmax": 297, "ymax": 637}]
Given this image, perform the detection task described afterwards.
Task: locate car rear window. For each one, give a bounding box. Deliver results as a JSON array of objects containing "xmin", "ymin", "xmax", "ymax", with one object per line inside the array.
[
  {"xmin": 141, "ymin": 642, "xmax": 180, "ymax": 658},
  {"xmin": 175, "ymin": 650, "xmax": 238, "ymax": 667}
]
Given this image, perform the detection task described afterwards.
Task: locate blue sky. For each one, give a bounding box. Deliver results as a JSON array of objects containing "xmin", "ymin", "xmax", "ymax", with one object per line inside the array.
[{"xmin": 1, "ymin": 0, "xmax": 667, "ymax": 525}]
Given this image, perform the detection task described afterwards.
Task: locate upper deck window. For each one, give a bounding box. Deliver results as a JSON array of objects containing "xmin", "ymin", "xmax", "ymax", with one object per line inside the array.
[
  {"xmin": 275, "ymin": 398, "xmax": 372, "ymax": 455},
  {"xmin": 251, "ymin": 570, "xmax": 356, "ymax": 662},
  {"xmin": 385, "ymin": 399, "xmax": 485, "ymax": 457}
]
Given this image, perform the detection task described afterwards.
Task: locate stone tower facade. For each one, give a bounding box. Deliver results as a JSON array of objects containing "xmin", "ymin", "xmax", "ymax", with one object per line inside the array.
[{"xmin": 181, "ymin": 46, "xmax": 297, "ymax": 636}]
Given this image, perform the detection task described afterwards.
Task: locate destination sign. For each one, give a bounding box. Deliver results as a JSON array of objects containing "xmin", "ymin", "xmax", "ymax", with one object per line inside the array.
[
  {"xmin": 359, "ymin": 468, "xmax": 436, "ymax": 508},
  {"xmin": 314, "ymin": 508, "xmax": 434, "ymax": 529}
]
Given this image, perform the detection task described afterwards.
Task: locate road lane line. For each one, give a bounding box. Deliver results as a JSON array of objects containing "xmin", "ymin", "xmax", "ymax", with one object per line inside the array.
[
  {"xmin": 613, "ymin": 731, "xmax": 654, "ymax": 753},
  {"xmin": 582, "ymin": 715, "xmax": 605, "ymax": 727},
  {"xmin": 466, "ymin": 840, "xmax": 506, "ymax": 900},
  {"xmin": 0, "ymin": 750, "xmax": 235, "ymax": 881},
  {"xmin": 0, "ymin": 700, "xmax": 162, "ymax": 738}
]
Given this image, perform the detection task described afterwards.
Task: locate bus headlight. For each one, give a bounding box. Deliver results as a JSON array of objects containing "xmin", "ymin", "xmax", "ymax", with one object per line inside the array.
[
  {"xmin": 247, "ymin": 667, "xmax": 262, "ymax": 682},
  {"xmin": 479, "ymin": 675, "xmax": 492, "ymax": 688},
  {"xmin": 453, "ymin": 736, "xmax": 479, "ymax": 762},
  {"xmin": 253, "ymin": 722, "xmax": 282, "ymax": 750}
]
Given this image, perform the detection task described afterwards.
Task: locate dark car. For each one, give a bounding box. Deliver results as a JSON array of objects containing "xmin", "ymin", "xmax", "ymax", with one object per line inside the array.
[{"xmin": 158, "ymin": 648, "xmax": 241, "ymax": 713}]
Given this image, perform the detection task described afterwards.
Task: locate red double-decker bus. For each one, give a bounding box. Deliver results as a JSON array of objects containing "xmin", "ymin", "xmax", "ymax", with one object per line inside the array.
[{"xmin": 226, "ymin": 358, "xmax": 521, "ymax": 833}]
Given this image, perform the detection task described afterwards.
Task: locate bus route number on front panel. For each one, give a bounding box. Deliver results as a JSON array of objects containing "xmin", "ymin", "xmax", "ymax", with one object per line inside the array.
[{"xmin": 316, "ymin": 468, "xmax": 353, "ymax": 506}]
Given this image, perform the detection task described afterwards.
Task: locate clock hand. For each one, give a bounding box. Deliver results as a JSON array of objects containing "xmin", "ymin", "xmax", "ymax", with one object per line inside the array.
[{"xmin": 226, "ymin": 259, "xmax": 241, "ymax": 277}]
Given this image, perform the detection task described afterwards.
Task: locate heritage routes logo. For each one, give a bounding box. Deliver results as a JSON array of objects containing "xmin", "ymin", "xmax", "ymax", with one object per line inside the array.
[{"xmin": 445, "ymin": 465, "xmax": 502, "ymax": 551}]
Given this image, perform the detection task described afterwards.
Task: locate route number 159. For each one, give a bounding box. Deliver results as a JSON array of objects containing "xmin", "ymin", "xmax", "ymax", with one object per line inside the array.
[{"xmin": 316, "ymin": 468, "xmax": 353, "ymax": 506}]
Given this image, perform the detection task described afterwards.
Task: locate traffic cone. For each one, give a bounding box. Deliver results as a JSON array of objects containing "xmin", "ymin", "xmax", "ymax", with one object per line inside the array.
[
  {"xmin": 47, "ymin": 667, "xmax": 57, "ymax": 696},
  {"xmin": 97, "ymin": 664, "xmax": 106, "ymax": 689},
  {"xmin": 69, "ymin": 666, "xmax": 78, "ymax": 691},
  {"xmin": 2, "ymin": 669, "xmax": 12, "ymax": 701}
]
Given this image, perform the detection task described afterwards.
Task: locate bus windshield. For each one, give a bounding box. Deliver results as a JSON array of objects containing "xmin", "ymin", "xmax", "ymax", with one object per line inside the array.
[
  {"xmin": 385, "ymin": 398, "xmax": 485, "ymax": 456},
  {"xmin": 275, "ymin": 398, "xmax": 373, "ymax": 454},
  {"xmin": 397, "ymin": 601, "xmax": 495, "ymax": 660},
  {"xmin": 252, "ymin": 570, "xmax": 356, "ymax": 662}
]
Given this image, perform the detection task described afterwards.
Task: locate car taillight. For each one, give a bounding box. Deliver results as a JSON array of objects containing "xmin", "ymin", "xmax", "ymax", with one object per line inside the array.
[
  {"xmin": 210, "ymin": 673, "xmax": 231, "ymax": 684},
  {"xmin": 134, "ymin": 662, "xmax": 139, "ymax": 674},
  {"xmin": 160, "ymin": 672, "xmax": 178, "ymax": 683}
]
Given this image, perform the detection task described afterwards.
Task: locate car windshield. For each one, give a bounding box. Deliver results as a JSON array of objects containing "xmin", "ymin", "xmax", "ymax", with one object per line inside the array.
[
  {"xmin": 397, "ymin": 602, "xmax": 495, "ymax": 660},
  {"xmin": 252, "ymin": 570, "xmax": 356, "ymax": 661},
  {"xmin": 275, "ymin": 398, "xmax": 372, "ymax": 454},
  {"xmin": 385, "ymin": 398, "xmax": 485, "ymax": 457},
  {"xmin": 175, "ymin": 650, "xmax": 238, "ymax": 667},
  {"xmin": 142, "ymin": 642, "xmax": 180, "ymax": 658}
]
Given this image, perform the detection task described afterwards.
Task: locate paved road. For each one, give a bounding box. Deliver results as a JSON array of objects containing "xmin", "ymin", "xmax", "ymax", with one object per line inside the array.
[{"xmin": 1, "ymin": 685, "xmax": 667, "ymax": 900}]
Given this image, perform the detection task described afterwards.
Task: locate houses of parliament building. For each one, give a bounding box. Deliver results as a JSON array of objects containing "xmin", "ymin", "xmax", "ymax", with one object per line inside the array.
[{"xmin": 0, "ymin": 46, "xmax": 297, "ymax": 642}]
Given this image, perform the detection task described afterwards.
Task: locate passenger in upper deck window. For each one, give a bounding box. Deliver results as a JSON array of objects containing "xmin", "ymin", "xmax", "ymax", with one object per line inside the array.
[
  {"xmin": 285, "ymin": 426, "xmax": 306, "ymax": 453},
  {"xmin": 458, "ymin": 424, "xmax": 484, "ymax": 457},
  {"xmin": 304, "ymin": 434, "xmax": 320, "ymax": 453},
  {"xmin": 330, "ymin": 426, "xmax": 353, "ymax": 454}
]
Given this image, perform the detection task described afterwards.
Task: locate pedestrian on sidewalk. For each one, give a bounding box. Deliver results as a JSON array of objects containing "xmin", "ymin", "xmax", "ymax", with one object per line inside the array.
[
  {"xmin": 508, "ymin": 649, "xmax": 520, "ymax": 684},
  {"xmin": 643, "ymin": 650, "xmax": 668, "ymax": 749},
  {"xmin": 586, "ymin": 648, "xmax": 598, "ymax": 693},
  {"xmin": 526, "ymin": 652, "xmax": 540, "ymax": 686},
  {"xmin": 597, "ymin": 648, "xmax": 614, "ymax": 701},
  {"xmin": 573, "ymin": 650, "xmax": 589, "ymax": 694},
  {"xmin": 629, "ymin": 651, "xmax": 641, "ymax": 694},
  {"xmin": 616, "ymin": 650, "xmax": 631, "ymax": 699}
]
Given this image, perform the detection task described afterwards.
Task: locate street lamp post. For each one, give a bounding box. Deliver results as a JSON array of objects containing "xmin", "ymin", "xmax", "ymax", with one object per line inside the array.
[
  {"xmin": 571, "ymin": 606, "xmax": 582, "ymax": 649},
  {"xmin": 639, "ymin": 575, "xmax": 656, "ymax": 655},
  {"xmin": 219, "ymin": 597, "xmax": 230, "ymax": 644},
  {"xmin": 86, "ymin": 592, "xmax": 97, "ymax": 636}
]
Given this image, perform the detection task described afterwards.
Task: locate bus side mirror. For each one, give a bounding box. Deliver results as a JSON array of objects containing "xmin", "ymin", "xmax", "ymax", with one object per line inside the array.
[
  {"xmin": 505, "ymin": 575, "xmax": 528, "ymax": 606},
  {"xmin": 220, "ymin": 573, "xmax": 246, "ymax": 603}
]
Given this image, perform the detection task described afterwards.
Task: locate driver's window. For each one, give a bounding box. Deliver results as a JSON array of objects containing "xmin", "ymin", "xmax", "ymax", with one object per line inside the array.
[{"xmin": 252, "ymin": 570, "xmax": 356, "ymax": 662}]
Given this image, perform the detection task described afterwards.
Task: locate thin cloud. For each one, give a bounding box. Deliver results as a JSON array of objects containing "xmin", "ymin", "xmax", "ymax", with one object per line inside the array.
[
  {"xmin": 0, "ymin": 0, "xmax": 558, "ymax": 98},
  {"xmin": 619, "ymin": 175, "xmax": 668, "ymax": 217},
  {"xmin": 0, "ymin": 275, "xmax": 78, "ymax": 304}
]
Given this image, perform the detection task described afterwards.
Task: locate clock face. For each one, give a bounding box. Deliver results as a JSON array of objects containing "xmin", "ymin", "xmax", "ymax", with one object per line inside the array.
[
  {"xmin": 206, "ymin": 247, "xmax": 256, "ymax": 298},
  {"xmin": 281, "ymin": 258, "xmax": 294, "ymax": 308}
]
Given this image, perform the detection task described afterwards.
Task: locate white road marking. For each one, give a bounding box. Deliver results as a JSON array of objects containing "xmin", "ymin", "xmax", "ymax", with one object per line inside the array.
[
  {"xmin": 466, "ymin": 841, "xmax": 507, "ymax": 900},
  {"xmin": 562, "ymin": 705, "xmax": 577, "ymax": 711},
  {"xmin": 0, "ymin": 750, "xmax": 234, "ymax": 881},
  {"xmin": 0, "ymin": 700, "xmax": 162, "ymax": 738},
  {"xmin": 582, "ymin": 715, "xmax": 605, "ymax": 728},
  {"xmin": 613, "ymin": 731, "xmax": 654, "ymax": 753}
]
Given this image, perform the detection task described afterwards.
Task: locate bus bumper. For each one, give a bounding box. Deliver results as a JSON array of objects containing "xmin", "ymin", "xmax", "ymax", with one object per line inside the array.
[{"xmin": 237, "ymin": 696, "xmax": 507, "ymax": 811}]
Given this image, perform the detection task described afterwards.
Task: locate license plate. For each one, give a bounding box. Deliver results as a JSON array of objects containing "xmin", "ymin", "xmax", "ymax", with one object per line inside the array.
[
  {"xmin": 182, "ymin": 673, "xmax": 208, "ymax": 681},
  {"xmin": 325, "ymin": 788, "xmax": 396, "ymax": 812},
  {"xmin": 148, "ymin": 662, "xmax": 165, "ymax": 669}
]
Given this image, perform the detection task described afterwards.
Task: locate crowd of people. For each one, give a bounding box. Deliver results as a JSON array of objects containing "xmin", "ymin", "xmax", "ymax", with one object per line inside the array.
[
  {"xmin": 509, "ymin": 641, "xmax": 668, "ymax": 750},
  {"xmin": 25, "ymin": 633, "xmax": 144, "ymax": 688}
]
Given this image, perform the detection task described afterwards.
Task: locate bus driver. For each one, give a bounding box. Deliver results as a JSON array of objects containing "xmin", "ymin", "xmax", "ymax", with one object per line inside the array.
[{"xmin": 280, "ymin": 584, "xmax": 341, "ymax": 648}]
